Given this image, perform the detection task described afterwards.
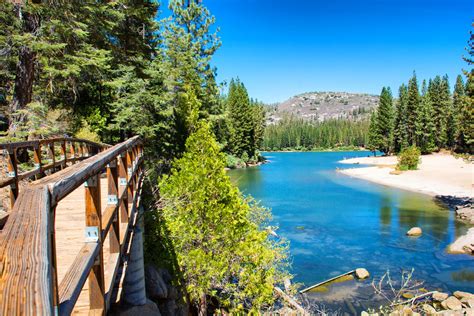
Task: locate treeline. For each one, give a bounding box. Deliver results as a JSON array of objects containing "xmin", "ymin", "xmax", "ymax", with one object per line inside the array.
[
  {"xmin": 368, "ymin": 71, "xmax": 473, "ymax": 155},
  {"xmin": 0, "ymin": 1, "xmax": 287, "ymax": 314},
  {"xmin": 263, "ymin": 116, "xmax": 369, "ymax": 151}
]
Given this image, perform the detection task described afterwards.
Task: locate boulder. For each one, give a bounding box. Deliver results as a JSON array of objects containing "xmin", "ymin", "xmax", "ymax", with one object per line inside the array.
[
  {"xmin": 406, "ymin": 227, "xmax": 422, "ymax": 236},
  {"xmin": 355, "ymin": 268, "xmax": 370, "ymax": 279},
  {"xmin": 442, "ymin": 296, "xmax": 463, "ymax": 311},
  {"xmin": 422, "ymin": 304, "xmax": 437, "ymax": 315},
  {"xmin": 116, "ymin": 299, "xmax": 161, "ymax": 316},
  {"xmin": 453, "ymin": 290, "xmax": 474, "ymax": 300},
  {"xmin": 433, "ymin": 291, "xmax": 449, "ymax": 302},
  {"xmin": 145, "ymin": 265, "xmax": 168, "ymax": 300},
  {"xmin": 462, "ymin": 299, "xmax": 474, "ymax": 308}
]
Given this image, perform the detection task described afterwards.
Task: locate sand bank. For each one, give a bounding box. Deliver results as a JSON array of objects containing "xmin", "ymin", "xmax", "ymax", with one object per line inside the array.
[{"xmin": 338, "ymin": 153, "xmax": 473, "ymax": 198}]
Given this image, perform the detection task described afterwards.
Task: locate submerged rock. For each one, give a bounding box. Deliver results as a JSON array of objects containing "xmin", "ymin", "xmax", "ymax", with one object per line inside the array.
[
  {"xmin": 355, "ymin": 268, "xmax": 370, "ymax": 279},
  {"xmin": 406, "ymin": 227, "xmax": 422, "ymax": 236}
]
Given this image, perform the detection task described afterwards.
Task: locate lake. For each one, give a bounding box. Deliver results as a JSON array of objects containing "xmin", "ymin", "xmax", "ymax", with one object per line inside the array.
[{"xmin": 228, "ymin": 151, "xmax": 474, "ymax": 311}]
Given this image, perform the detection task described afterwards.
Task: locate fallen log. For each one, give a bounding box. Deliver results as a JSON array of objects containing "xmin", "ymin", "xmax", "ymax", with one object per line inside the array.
[{"xmin": 299, "ymin": 270, "xmax": 355, "ymax": 294}]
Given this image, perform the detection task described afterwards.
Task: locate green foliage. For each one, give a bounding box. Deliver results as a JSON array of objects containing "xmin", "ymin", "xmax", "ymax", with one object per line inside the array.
[
  {"xmin": 159, "ymin": 122, "xmax": 290, "ymax": 313},
  {"xmin": 367, "ymin": 111, "xmax": 380, "ymax": 154},
  {"xmin": 74, "ymin": 121, "xmax": 101, "ymax": 143},
  {"xmin": 226, "ymin": 154, "xmax": 245, "ymax": 169},
  {"xmin": 263, "ymin": 115, "xmax": 369, "ymax": 151},
  {"xmin": 393, "ymin": 84, "xmax": 409, "ymax": 152},
  {"xmin": 368, "ymin": 87, "xmax": 393, "ymax": 155},
  {"xmin": 397, "ymin": 146, "xmax": 421, "ymax": 171}
]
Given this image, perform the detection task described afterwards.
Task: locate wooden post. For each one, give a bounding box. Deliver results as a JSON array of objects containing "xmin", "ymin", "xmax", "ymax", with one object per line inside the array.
[
  {"xmin": 48, "ymin": 143, "xmax": 55, "ymax": 173},
  {"xmin": 118, "ymin": 153, "xmax": 129, "ymax": 241},
  {"xmin": 85, "ymin": 174, "xmax": 105, "ymax": 314},
  {"xmin": 107, "ymin": 159, "xmax": 120, "ymax": 253},
  {"xmin": 69, "ymin": 141, "xmax": 76, "ymax": 163},
  {"xmin": 49, "ymin": 205, "xmax": 60, "ymax": 315},
  {"xmin": 33, "ymin": 143, "xmax": 45, "ymax": 179},
  {"xmin": 126, "ymin": 150, "xmax": 134, "ymax": 203},
  {"xmin": 6, "ymin": 149, "xmax": 19, "ymax": 209},
  {"xmin": 60, "ymin": 141, "xmax": 67, "ymax": 169}
]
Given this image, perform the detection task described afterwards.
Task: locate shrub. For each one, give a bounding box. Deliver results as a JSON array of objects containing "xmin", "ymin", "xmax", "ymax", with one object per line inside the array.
[
  {"xmin": 397, "ymin": 146, "xmax": 421, "ymax": 170},
  {"xmin": 226, "ymin": 154, "xmax": 244, "ymax": 169},
  {"xmin": 75, "ymin": 121, "xmax": 101, "ymax": 143},
  {"xmin": 241, "ymin": 151, "xmax": 249, "ymax": 163}
]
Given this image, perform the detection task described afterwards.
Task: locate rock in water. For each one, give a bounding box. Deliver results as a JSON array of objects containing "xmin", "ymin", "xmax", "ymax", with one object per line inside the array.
[
  {"xmin": 355, "ymin": 268, "xmax": 370, "ymax": 279},
  {"xmin": 432, "ymin": 291, "xmax": 449, "ymax": 302},
  {"xmin": 422, "ymin": 304, "xmax": 437, "ymax": 315},
  {"xmin": 442, "ymin": 296, "xmax": 463, "ymax": 311},
  {"xmin": 406, "ymin": 227, "xmax": 422, "ymax": 236}
]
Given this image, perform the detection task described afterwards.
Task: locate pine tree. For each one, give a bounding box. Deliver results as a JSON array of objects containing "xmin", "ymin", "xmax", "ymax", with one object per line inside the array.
[
  {"xmin": 159, "ymin": 122, "xmax": 289, "ymax": 314},
  {"xmin": 392, "ymin": 84, "xmax": 409, "ymax": 152},
  {"xmin": 367, "ymin": 111, "xmax": 380, "ymax": 156},
  {"xmin": 416, "ymin": 80, "xmax": 436, "ymax": 153},
  {"xmin": 406, "ymin": 72, "xmax": 420, "ymax": 146},
  {"xmin": 375, "ymin": 87, "xmax": 393, "ymax": 154},
  {"xmin": 227, "ymin": 79, "xmax": 254, "ymax": 158},
  {"xmin": 429, "ymin": 76, "xmax": 448, "ymax": 148}
]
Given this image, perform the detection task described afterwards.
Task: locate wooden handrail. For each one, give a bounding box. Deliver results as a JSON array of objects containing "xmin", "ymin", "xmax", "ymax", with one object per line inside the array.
[
  {"xmin": 0, "ymin": 136, "xmax": 144, "ymax": 315},
  {"xmin": 0, "ymin": 137, "xmax": 108, "ymax": 210}
]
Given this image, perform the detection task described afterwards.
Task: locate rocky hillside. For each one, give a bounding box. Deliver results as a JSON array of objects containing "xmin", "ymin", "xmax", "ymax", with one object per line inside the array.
[{"xmin": 267, "ymin": 91, "xmax": 379, "ymax": 124}]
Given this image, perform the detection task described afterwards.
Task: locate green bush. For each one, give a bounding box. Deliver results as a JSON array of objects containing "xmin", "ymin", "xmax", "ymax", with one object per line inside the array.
[
  {"xmin": 397, "ymin": 146, "xmax": 421, "ymax": 170},
  {"xmin": 226, "ymin": 154, "xmax": 244, "ymax": 169}
]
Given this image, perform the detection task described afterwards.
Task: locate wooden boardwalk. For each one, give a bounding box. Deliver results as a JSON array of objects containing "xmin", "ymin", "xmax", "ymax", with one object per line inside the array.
[
  {"xmin": 55, "ymin": 179, "xmax": 126, "ymax": 314},
  {"xmin": 0, "ymin": 136, "xmax": 144, "ymax": 315}
]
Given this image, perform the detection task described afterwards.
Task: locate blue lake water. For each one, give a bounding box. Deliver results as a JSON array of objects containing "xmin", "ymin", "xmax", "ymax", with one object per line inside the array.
[{"xmin": 228, "ymin": 152, "xmax": 474, "ymax": 310}]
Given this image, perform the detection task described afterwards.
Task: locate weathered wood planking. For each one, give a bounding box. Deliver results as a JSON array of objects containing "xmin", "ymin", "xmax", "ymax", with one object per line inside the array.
[
  {"xmin": 0, "ymin": 136, "xmax": 144, "ymax": 315},
  {"xmin": 0, "ymin": 187, "xmax": 55, "ymax": 315}
]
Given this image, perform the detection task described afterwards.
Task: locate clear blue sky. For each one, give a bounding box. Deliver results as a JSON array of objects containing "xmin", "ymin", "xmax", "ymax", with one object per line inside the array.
[{"xmin": 166, "ymin": 0, "xmax": 473, "ymax": 103}]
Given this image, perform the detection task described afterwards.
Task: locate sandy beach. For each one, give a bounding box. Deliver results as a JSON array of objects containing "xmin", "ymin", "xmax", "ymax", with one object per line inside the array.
[{"xmin": 338, "ymin": 153, "xmax": 473, "ymax": 198}]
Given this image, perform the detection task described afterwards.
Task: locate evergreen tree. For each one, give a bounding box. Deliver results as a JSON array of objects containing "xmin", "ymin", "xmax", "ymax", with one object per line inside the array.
[
  {"xmin": 416, "ymin": 80, "xmax": 436, "ymax": 153},
  {"xmin": 367, "ymin": 111, "xmax": 380, "ymax": 156},
  {"xmin": 429, "ymin": 75, "xmax": 450, "ymax": 148},
  {"xmin": 227, "ymin": 79, "xmax": 254, "ymax": 158},
  {"xmin": 392, "ymin": 84, "xmax": 409, "ymax": 152},
  {"xmin": 375, "ymin": 87, "xmax": 393, "ymax": 154},
  {"xmin": 159, "ymin": 122, "xmax": 289, "ymax": 314},
  {"xmin": 406, "ymin": 72, "xmax": 420, "ymax": 146}
]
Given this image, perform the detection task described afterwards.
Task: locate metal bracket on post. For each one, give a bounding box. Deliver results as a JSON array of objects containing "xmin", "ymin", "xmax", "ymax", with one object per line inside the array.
[
  {"xmin": 108, "ymin": 194, "xmax": 118, "ymax": 205},
  {"xmin": 7, "ymin": 171, "xmax": 16, "ymax": 178},
  {"xmin": 127, "ymin": 167, "xmax": 132, "ymax": 177},
  {"xmin": 107, "ymin": 160, "xmax": 117, "ymax": 168},
  {"xmin": 84, "ymin": 176, "xmax": 98, "ymax": 188},
  {"xmin": 119, "ymin": 178, "xmax": 127, "ymax": 186},
  {"xmin": 85, "ymin": 226, "xmax": 99, "ymax": 242}
]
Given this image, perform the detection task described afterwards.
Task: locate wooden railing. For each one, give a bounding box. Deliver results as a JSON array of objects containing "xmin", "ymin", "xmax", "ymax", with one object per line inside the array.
[
  {"xmin": 0, "ymin": 137, "xmax": 108, "ymax": 209},
  {"xmin": 0, "ymin": 136, "xmax": 144, "ymax": 315}
]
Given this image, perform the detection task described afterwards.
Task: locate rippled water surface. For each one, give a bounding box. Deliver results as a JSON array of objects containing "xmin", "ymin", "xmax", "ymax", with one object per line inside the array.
[{"xmin": 228, "ymin": 152, "xmax": 474, "ymax": 310}]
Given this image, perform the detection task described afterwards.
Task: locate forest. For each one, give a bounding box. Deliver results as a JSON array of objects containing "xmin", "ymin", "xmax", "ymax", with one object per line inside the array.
[
  {"xmin": 368, "ymin": 71, "xmax": 473, "ymax": 155},
  {"xmin": 0, "ymin": 0, "xmax": 285, "ymax": 314},
  {"xmin": 262, "ymin": 116, "xmax": 369, "ymax": 151}
]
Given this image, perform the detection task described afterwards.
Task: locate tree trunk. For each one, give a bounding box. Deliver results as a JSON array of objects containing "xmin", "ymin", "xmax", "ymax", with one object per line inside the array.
[
  {"xmin": 198, "ymin": 293, "xmax": 207, "ymax": 316},
  {"xmin": 9, "ymin": 5, "xmax": 39, "ymax": 135}
]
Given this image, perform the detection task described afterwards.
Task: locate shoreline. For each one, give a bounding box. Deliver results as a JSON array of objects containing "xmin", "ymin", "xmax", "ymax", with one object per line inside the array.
[
  {"xmin": 337, "ymin": 154, "xmax": 472, "ymax": 198},
  {"xmin": 337, "ymin": 153, "xmax": 473, "ymax": 256}
]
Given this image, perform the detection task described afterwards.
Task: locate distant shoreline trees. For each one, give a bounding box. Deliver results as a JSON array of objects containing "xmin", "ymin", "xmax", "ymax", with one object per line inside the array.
[{"xmin": 369, "ymin": 72, "xmax": 473, "ymax": 155}]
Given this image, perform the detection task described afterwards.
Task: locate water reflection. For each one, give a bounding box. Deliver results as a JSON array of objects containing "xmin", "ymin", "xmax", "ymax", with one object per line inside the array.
[{"xmin": 228, "ymin": 151, "xmax": 474, "ymax": 303}]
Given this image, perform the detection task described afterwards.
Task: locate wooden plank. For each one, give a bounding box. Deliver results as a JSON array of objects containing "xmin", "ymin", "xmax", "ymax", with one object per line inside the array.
[{"xmin": 58, "ymin": 243, "xmax": 100, "ymax": 316}]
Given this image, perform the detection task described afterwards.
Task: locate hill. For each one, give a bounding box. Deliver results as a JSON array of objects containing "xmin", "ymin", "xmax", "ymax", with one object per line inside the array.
[{"xmin": 267, "ymin": 91, "xmax": 379, "ymax": 124}]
